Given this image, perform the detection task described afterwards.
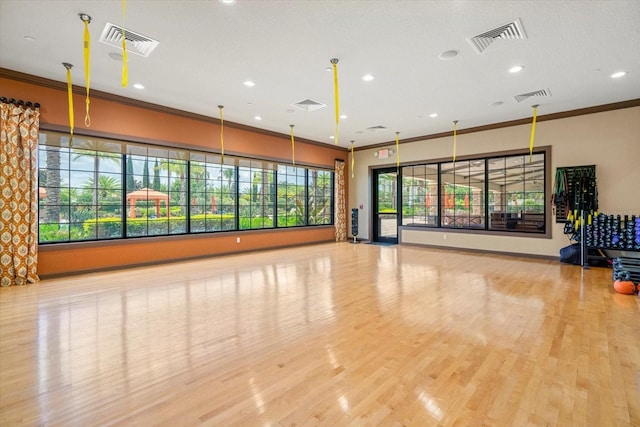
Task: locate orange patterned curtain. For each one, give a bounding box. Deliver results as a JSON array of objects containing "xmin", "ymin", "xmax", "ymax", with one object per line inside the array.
[
  {"xmin": 334, "ymin": 160, "xmax": 346, "ymax": 241},
  {"xmin": 0, "ymin": 99, "xmax": 41, "ymax": 286}
]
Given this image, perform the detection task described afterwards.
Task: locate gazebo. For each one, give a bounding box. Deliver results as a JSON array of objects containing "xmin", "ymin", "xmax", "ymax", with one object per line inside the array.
[{"xmin": 126, "ymin": 188, "xmax": 169, "ymax": 218}]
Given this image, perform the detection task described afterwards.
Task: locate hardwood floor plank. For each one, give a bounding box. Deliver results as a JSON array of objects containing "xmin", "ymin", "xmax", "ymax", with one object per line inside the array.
[{"xmin": 1, "ymin": 242, "xmax": 639, "ymax": 426}]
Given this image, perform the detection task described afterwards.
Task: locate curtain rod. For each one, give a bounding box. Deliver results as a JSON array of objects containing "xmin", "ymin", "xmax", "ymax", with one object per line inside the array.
[{"xmin": 0, "ymin": 97, "xmax": 40, "ymax": 108}]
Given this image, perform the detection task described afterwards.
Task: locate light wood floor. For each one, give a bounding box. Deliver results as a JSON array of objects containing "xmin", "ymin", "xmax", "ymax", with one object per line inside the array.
[{"xmin": 1, "ymin": 242, "xmax": 639, "ymax": 426}]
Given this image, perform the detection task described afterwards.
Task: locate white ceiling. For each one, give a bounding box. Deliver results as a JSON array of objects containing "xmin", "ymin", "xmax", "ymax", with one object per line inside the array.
[{"xmin": 1, "ymin": 0, "xmax": 639, "ymax": 149}]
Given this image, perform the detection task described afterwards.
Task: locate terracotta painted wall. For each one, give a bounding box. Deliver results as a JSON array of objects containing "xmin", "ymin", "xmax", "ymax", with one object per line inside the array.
[
  {"xmin": 38, "ymin": 227, "xmax": 336, "ymax": 277},
  {"xmin": 0, "ymin": 75, "xmax": 344, "ymax": 166},
  {"xmin": 1, "ymin": 73, "xmax": 348, "ymax": 276}
]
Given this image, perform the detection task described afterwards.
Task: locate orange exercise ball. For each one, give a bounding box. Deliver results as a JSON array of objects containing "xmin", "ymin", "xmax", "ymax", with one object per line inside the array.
[{"xmin": 613, "ymin": 280, "xmax": 636, "ymax": 295}]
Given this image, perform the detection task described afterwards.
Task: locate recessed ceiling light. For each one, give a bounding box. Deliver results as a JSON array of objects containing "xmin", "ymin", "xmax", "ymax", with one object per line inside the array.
[
  {"xmin": 509, "ymin": 65, "xmax": 524, "ymax": 73},
  {"xmin": 340, "ymin": 114, "xmax": 347, "ymax": 119},
  {"xmin": 254, "ymin": 115, "xmax": 262, "ymax": 121},
  {"xmin": 329, "ymin": 136, "xmax": 335, "ymax": 140},
  {"xmin": 362, "ymin": 74, "xmax": 375, "ymax": 82},
  {"xmin": 611, "ymin": 71, "xmax": 627, "ymax": 78},
  {"xmin": 429, "ymin": 113, "xmax": 438, "ymax": 118},
  {"xmin": 24, "ymin": 35, "xmax": 36, "ymax": 42},
  {"xmin": 438, "ymin": 50, "xmax": 459, "ymax": 60},
  {"xmin": 133, "ymin": 83, "xmax": 144, "ymax": 90},
  {"xmin": 243, "ymin": 80, "xmax": 255, "ymax": 87},
  {"xmin": 219, "ymin": 0, "xmax": 236, "ymax": 4}
]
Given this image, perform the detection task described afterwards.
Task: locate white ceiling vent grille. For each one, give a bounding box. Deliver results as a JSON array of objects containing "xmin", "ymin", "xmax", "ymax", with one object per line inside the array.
[
  {"xmin": 514, "ymin": 89, "xmax": 551, "ymax": 103},
  {"xmin": 99, "ymin": 23, "xmax": 159, "ymax": 57},
  {"xmin": 292, "ymin": 99, "xmax": 326, "ymax": 111},
  {"xmin": 467, "ymin": 19, "xmax": 527, "ymax": 54}
]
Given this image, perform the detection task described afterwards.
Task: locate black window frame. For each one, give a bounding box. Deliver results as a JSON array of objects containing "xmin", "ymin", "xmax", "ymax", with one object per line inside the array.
[
  {"xmin": 37, "ymin": 130, "xmax": 335, "ymax": 245},
  {"xmin": 400, "ymin": 147, "xmax": 550, "ymax": 237}
]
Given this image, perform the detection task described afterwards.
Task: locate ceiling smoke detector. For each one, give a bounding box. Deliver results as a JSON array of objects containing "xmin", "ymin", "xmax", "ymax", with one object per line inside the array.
[
  {"xmin": 514, "ymin": 89, "xmax": 551, "ymax": 103},
  {"xmin": 292, "ymin": 99, "xmax": 326, "ymax": 111},
  {"xmin": 467, "ymin": 18, "xmax": 527, "ymax": 54},
  {"xmin": 99, "ymin": 23, "xmax": 159, "ymax": 57}
]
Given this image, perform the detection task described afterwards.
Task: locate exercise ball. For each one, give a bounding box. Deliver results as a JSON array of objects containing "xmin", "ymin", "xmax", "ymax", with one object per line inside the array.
[{"xmin": 613, "ymin": 280, "xmax": 636, "ymax": 295}]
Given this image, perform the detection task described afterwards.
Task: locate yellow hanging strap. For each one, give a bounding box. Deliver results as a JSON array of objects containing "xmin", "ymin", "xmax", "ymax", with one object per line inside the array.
[
  {"xmin": 63, "ymin": 63, "xmax": 75, "ymax": 144},
  {"xmin": 452, "ymin": 120, "xmax": 458, "ymax": 164},
  {"xmin": 395, "ymin": 132, "xmax": 400, "ymax": 168},
  {"xmin": 81, "ymin": 14, "xmax": 91, "ymax": 127},
  {"xmin": 330, "ymin": 58, "xmax": 340, "ymax": 145},
  {"xmin": 529, "ymin": 105, "xmax": 538, "ymax": 162},
  {"xmin": 350, "ymin": 140, "xmax": 355, "ymax": 179},
  {"xmin": 290, "ymin": 124, "xmax": 295, "ymax": 165},
  {"xmin": 218, "ymin": 105, "xmax": 225, "ymax": 163},
  {"xmin": 121, "ymin": 0, "xmax": 128, "ymax": 87}
]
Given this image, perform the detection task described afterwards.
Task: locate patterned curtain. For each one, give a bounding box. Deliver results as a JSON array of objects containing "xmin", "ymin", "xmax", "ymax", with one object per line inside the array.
[
  {"xmin": 334, "ymin": 159, "xmax": 346, "ymax": 241},
  {"xmin": 0, "ymin": 100, "xmax": 40, "ymax": 286}
]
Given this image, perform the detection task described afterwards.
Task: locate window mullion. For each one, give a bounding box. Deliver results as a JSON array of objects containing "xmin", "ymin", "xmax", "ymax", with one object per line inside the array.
[{"xmin": 122, "ymin": 153, "xmax": 127, "ymax": 238}]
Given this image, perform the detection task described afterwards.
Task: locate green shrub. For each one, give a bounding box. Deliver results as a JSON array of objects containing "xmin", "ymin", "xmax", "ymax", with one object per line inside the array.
[
  {"xmin": 276, "ymin": 215, "xmax": 304, "ymax": 227},
  {"xmin": 190, "ymin": 213, "xmax": 236, "ymax": 232},
  {"xmin": 39, "ymin": 223, "xmax": 87, "ymax": 242},
  {"xmin": 239, "ymin": 217, "xmax": 274, "ymax": 229}
]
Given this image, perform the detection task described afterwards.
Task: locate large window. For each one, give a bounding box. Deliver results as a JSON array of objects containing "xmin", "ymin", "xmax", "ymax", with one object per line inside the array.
[
  {"xmin": 125, "ymin": 145, "xmax": 188, "ymax": 237},
  {"xmin": 308, "ymin": 169, "xmax": 333, "ymax": 225},
  {"xmin": 402, "ymin": 164, "xmax": 438, "ymax": 227},
  {"xmin": 38, "ymin": 131, "xmax": 334, "ymax": 243},
  {"xmin": 487, "ymin": 153, "xmax": 545, "ymax": 232},
  {"xmin": 400, "ymin": 150, "xmax": 547, "ymax": 234},
  {"xmin": 277, "ymin": 165, "xmax": 306, "ymax": 227},
  {"xmin": 189, "ymin": 153, "xmax": 236, "ymax": 232},
  {"xmin": 238, "ymin": 160, "xmax": 275, "ymax": 230},
  {"xmin": 440, "ymin": 160, "xmax": 486, "ymax": 229},
  {"xmin": 38, "ymin": 134, "xmax": 123, "ymax": 242}
]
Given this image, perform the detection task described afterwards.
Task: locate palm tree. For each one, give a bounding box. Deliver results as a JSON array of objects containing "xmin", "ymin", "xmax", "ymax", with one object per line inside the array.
[
  {"xmin": 222, "ymin": 167, "xmax": 235, "ymax": 195},
  {"xmin": 71, "ymin": 141, "xmax": 121, "ymax": 208},
  {"xmin": 307, "ymin": 170, "xmax": 331, "ymax": 224},
  {"xmin": 43, "ymin": 146, "xmax": 61, "ymax": 224},
  {"xmin": 216, "ymin": 166, "xmax": 236, "ymax": 214},
  {"xmin": 159, "ymin": 159, "xmax": 189, "ymax": 215},
  {"xmin": 83, "ymin": 175, "xmax": 121, "ymax": 217},
  {"xmin": 84, "ymin": 175, "xmax": 121, "ymax": 197}
]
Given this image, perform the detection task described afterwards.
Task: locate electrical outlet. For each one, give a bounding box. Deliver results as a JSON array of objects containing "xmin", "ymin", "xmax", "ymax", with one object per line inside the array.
[{"xmin": 443, "ymin": 234, "xmax": 447, "ymax": 240}]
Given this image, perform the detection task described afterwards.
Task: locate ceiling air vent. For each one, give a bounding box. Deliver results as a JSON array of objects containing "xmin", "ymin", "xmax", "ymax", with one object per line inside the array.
[
  {"xmin": 514, "ymin": 89, "xmax": 551, "ymax": 103},
  {"xmin": 467, "ymin": 18, "xmax": 527, "ymax": 54},
  {"xmin": 366, "ymin": 125, "xmax": 388, "ymax": 132},
  {"xmin": 292, "ymin": 98, "xmax": 326, "ymax": 111},
  {"xmin": 99, "ymin": 23, "xmax": 159, "ymax": 57}
]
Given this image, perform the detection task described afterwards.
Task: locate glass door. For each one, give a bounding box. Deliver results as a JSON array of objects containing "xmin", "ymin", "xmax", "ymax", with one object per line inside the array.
[{"xmin": 372, "ymin": 168, "xmax": 398, "ymax": 244}]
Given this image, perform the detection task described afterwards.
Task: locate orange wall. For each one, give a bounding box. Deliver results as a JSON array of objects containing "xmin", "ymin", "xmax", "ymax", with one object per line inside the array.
[
  {"xmin": 38, "ymin": 227, "xmax": 336, "ymax": 277},
  {"xmin": 1, "ymin": 74, "xmax": 348, "ymax": 277},
  {"xmin": 0, "ymin": 75, "xmax": 344, "ymax": 166}
]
